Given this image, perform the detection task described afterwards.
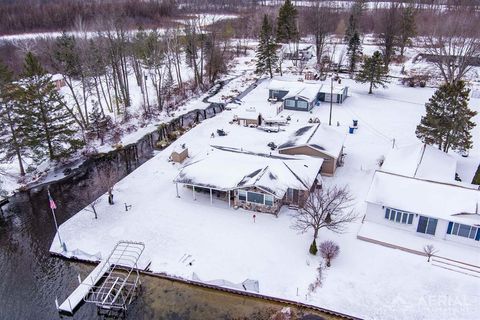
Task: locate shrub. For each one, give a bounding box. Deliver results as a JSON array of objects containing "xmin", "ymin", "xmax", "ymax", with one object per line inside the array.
[
  {"xmin": 472, "ymin": 165, "xmax": 480, "ymax": 185},
  {"xmin": 319, "ymin": 240, "xmax": 340, "ymax": 267},
  {"xmin": 309, "ymin": 239, "xmax": 318, "ymax": 255}
]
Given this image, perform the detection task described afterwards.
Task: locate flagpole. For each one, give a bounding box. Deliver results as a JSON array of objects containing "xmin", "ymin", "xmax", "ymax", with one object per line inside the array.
[{"xmin": 48, "ymin": 189, "xmax": 64, "ymax": 250}]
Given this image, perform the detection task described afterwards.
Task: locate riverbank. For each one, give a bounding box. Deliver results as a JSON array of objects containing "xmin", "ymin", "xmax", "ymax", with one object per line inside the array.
[
  {"xmin": 51, "ymin": 253, "xmax": 358, "ymax": 320},
  {"xmin": 51, "ymin": 78, "xmax": 480, "ymax": 320}
]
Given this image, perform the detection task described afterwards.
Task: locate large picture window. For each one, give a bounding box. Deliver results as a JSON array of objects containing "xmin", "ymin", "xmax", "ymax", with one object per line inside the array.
[
  {"xmin": 264, "ymin": 195, "xmax": 274, "ymax": 206},
  {"xmin": 297, "ymin": 100, "xmax": 308, "ymax": 109},
  {"xmin": 285, "ymin": 100, "xmax": 295, "ymax": 108},
  {"xmin": 447, "ymin": 222, "xmax": 479, "ymax": 241},
  {"xmin": 247, "ymin": 191, "xmax": 264, "ymax": 204},
  {"xmin": 238, "ymin": 190, "xmax": 246, "ymax": 201},
  {"xmin": 416, "ymin": 216, "xmax": 438, "ymax": 236},
  {"xmin": 384, "ymin": 208, "xmax": 414, "ymax": 225}
]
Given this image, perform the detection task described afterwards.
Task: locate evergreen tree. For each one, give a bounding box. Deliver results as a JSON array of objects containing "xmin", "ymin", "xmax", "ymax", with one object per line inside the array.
[
  {"xmin": 398, "ymin": 6, "xmax": 416, "ymax": 57},
  {"xmin": 416, "ymin": 81, "xmax": 476, "ymax": 153},
  {"xmin": 356, "ymin": 51, "xmax": 389, "ymax": 94},
  {"xmin": 0, "ymin": 61, "xmax": 28, "ymax": 175},
  {"xmin": 256, "ymin": 15, "xmax": 278, "ymax": 78},
  {"xmin": 19, "ymin": 52, "xmax": 84, "ymax": 161},
  {"xmin": 276, "ymin": 0, "xmax": 298, "ymax": 44},
  {"xmin": 88, "ymin": 104, "xmax": 111, "ymax": 145},
  {"xmin": 346, "ymin": 31, "xmax": 362, "ymax": 76}
]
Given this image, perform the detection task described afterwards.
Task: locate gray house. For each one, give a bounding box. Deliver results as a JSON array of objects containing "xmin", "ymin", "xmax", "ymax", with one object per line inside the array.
[
  {"xmin": 268, "ymin": 79, "xmax": 321, "ymax": 112},
  {"xmin": 317, "ymin": 84, "xmax": 348, "ymax": 104}
]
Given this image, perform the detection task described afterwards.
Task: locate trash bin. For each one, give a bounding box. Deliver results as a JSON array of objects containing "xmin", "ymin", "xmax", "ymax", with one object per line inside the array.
[
  {"xmin": 352, "ymin": 119, "xmax": 358, "ymax": 128},
  {"xmin": 349, "ymin": 126, "xmax": 355, "ymax": 134}
]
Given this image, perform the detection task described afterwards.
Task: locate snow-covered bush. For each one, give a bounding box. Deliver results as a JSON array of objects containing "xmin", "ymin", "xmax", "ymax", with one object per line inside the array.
[
  {"xmin": 308, "ymin": 262, "xmax": 325, "ymax": 293},
  {"xmin": 423, "ymin": 244, "xmax": 438, "ymax": 262},
  {"xmin": 319, "ymin": 240, "xmax": 340, "ymax": 267}
]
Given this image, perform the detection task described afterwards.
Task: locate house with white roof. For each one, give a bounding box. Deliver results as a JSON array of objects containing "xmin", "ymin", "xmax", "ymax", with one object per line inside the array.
[
  {"xmin": 318, "ymin": 83, "xmax": 348, "ymax": 104},
  {"xmin": 278, "ymin": 124, "xmax": 346, "ymax": 176},
  {"xmin": 174, "ymin": 146, "xmax": 323, "ymax": 214},
  {"xmin": 268, "ymin": 79, "xmax": 321, "ymax": 112},
  {"xmin": 381, "ymin": 143, "xmax": 457, "ymax": 182},
  {"xmin": 365, "ymin": 171, "xmax": 480, "ymax": 248}
]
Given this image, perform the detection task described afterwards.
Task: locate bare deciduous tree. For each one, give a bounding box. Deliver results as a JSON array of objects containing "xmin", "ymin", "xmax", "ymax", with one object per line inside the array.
[
  {"xmin": 423, "ymin": 10, "xmax": 480, "ymax": 84},
  {"xmin": 319, "ymin": 240, "xmax": 340, "ymax": 267},
  {"xmin": 423, "ymin": 244, "xmax": 438, "ymax": 262},
  {"xmin": 292, "ymin": 186, "xmax": 356, "ymax": 251}
]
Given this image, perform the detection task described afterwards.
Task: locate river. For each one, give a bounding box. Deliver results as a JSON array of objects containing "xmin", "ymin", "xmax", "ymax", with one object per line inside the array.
[{"xmin": 0, "ymin": 80, "xmax": 346, "ymax": 320}]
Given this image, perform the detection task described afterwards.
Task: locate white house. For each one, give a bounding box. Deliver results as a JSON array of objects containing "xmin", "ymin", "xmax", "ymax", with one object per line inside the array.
[
  {"xmin": 381, "ymin": 143, "xmax": 457, "ymax": 182},
  {"xmin": 174, "ymin": 146, "xmax": 324, "ymax": 214},
  {"xmin": 365, "ymin": 171, "xmax": 480, "ymax": 248}
]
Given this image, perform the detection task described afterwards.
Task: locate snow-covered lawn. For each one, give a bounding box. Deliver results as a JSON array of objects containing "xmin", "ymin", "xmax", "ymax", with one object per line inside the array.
[{"xmin": 51, "ymin": 76, "xmax": 480, "ymax": 319}]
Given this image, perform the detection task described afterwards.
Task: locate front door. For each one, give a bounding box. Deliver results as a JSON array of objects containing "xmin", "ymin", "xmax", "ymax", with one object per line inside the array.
[{"xmin": 292, "ymin": 189, "xmax": 299, "ymax": 205}]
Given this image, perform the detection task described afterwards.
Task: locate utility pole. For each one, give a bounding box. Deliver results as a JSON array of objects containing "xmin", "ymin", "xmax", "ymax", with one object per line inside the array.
[{"xmin": 329, "ymin": 75, "xmax": 333, "ymax": 126}]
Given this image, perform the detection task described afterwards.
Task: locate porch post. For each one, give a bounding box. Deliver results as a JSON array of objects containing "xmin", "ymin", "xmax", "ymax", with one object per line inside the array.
[
  {"xmin": 176, "ymin": 183, "xmax": 180, "ymax": 198},
  {"xmin": 228, "ymin": 190, "xmax": 231, "ymax": 207},
  {"xmin": 193, "ymin": 185, "xmax": 196, "ymax": 200},
  {"xmin": 210, "ymin": 188, "xmax": 213, "ymax": 204}
]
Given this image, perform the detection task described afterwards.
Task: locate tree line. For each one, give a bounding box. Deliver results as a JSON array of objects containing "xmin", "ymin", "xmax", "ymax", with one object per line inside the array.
[
  {"xmin": 0, "ymin": 16, "xmax": 237, "ymax": 176},
  {"xmin": 0, "ymin": 0, "xmax": 177, "ymax": 35}
]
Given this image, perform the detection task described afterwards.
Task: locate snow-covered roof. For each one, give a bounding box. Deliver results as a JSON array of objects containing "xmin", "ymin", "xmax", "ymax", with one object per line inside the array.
[
  {"xmin": 174, "ymin": 146, "xmax": 323, "ymax": 198},
  {"xmin": 233, "ymin": 107, "xmax": 260, "ymax": 120},
  {"xmin": 51, "ymin": 73, "xmax": 63, "ymax": 81},
  {"xmin": 268, "ymin": 79, "xmax": 321, "ymax": 103},
  {"xmin": 366, "ymin": 171, "xmax": 480, "ymax": 225},
  {"xmin": 319, "ymin": 83, "xmax": 347, "ymax": 95},
  {"xmin": 281, "ymin": 43, "xmax": 313, "ymax": 54},
  {"xmin": 284, "ymin": 85, "xmax": 320, "ymax": 103},
  {"xmin": 278, "ymin": 124, "xmax": 346, "ymax": 159},
  {"xmin": 381, "ymin": 143, "xmax": 457, "ymax": 183}
]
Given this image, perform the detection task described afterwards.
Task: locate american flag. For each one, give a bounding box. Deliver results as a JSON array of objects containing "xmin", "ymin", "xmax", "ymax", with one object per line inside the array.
[{"xmin": 48, "ymin": 190, "xmax": 57, "ymax": 210}]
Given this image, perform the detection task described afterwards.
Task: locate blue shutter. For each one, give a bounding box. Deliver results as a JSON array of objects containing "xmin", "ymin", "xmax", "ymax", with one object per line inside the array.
[
  {"xmin": 476, "ymin": 229, "xmax": 480, "ymax": 241},
  {"xmin": 447, "ymin": 222, "xmax": 453, "ymax": 234}
]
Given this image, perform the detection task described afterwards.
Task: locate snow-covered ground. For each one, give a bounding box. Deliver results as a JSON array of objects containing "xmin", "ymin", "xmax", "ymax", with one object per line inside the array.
[{"xmin": 51, "ymin": 74, "xmax": 480, "ymax": 319}]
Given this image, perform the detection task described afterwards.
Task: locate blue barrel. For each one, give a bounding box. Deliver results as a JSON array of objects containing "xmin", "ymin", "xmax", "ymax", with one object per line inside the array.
[{"xmin": 349, "ymin": 126, "xmax": 354, "ymax": 134}]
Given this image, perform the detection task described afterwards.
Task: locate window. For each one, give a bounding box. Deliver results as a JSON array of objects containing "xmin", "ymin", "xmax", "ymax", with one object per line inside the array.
[
  {"xmin": 265, "ymin": 195, "xmax": 274, "ymax": 206},
  {"xmin": 384, "ymin": 208, "xmax": 414, "ymax": 225},
  {"xmin": 238, "ymin": 190, "xmax": 246, "ymax": 201},
  {"xmin": 447, "ymin": 222, "xmax": 479, "ymax": 241},
  {"xmin": 285, "ymin": 99, "xmax": 295, "ymax": 108},
  {"xmin": 417, "ymin": 216, "xmax": 438, "ymax": 235},
  {"xmin": 247, "ymin": 191, "xmax": 264, "ymax": 204},
  {"xmin": 297, "ymin": 100, "xmax": 308, "ymax": 109}
]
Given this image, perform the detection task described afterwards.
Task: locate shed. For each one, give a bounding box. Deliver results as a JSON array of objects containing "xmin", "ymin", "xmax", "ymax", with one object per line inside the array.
[
  {"xmin": 278, "ymin": 124, "xmax": 345, "ymax": 176},
  {"xmin": 233, "ymin": 108, "xmax": 262, "ymax": 126},
  {"xmin": 317, "ymin": 84, "xmax": 348, "ymax": 104},
  {"xmin": 51, "ymin": 73, "xmax": 66, "ymax": 90},
  {"xmin": 171, "ymin": 145, "xmax": 188, "ymax": 163}
]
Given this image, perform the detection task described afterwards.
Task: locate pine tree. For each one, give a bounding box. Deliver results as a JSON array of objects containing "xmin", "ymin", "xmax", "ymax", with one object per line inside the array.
[
  {"xmin": 416, "ymin": 81, "xmax": 476, "ymax": 153},
  {"xmin": 276, "ymin": 0, "xmax": 298, "ymax": 44},
  {"xmin": 346, "ymin": 31, "xmax": 362, "ymax": 76},
  {"xmin": 19, "ymin": 52, "xmax": 84, "ymax": 161},
  {"xmin": 256, "ymin": 15, "xmax": 278, "ymax": 78},
  {"xmin": 356, "ymin": 51, "xmax": 389, "ymax": 94},
  {"xmin": 398, "ymin": 6, "xmax": 416, "ymax": 57},
  {"xmin": 0, "ymin": 61, "xmax": 28, "ymax": 175}
]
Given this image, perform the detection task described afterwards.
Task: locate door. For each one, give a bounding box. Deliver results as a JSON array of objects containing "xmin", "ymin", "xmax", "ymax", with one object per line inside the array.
[{"xmin": 292, "ymin": 189, "xmax": 299, "ymax": 205}]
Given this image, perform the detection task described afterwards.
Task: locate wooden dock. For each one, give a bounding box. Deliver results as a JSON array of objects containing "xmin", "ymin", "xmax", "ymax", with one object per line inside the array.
[{"xmin": 57, "ymin": 261, "xmax": 109, "ymax": 315}]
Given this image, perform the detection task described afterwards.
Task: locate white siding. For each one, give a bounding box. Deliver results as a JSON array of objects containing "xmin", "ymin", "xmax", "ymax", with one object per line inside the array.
[{"xmin": 365, "ymin": 202, "xmax": 480, "ymax": 248}]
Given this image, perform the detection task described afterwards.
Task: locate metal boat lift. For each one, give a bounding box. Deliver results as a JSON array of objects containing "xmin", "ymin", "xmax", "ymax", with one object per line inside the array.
[{"xmin": 84, "ymin": 241, "xmax": 145, "ymax": 316}]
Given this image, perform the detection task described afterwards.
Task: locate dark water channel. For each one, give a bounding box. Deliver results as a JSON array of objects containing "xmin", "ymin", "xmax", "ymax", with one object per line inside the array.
[{"xmin": 0, "ymin": 83, "xmax": 344, "ymax": 319}]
